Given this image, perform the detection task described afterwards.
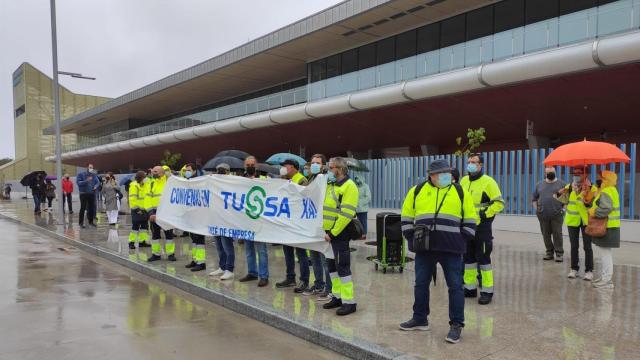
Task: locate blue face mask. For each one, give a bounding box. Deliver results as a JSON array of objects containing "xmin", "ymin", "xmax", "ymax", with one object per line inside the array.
[
  {"xmin": 310, "ymin": 163, "xmax": 321, "ymax": 174},
  {"xmin": 438, "ymin": 173, "xmax": 452, "ymax": 188},
  {"xmin": 303, "ymin": 169, "xmax": 309, "ymax": 177},
  {"xmin": 467, "ymin": 163, "xmax": 479, "ymax": 173},
  {"xmin": 327, "ymin": 172, "xmax": 336, "ymax": 183},
  {"xmin": 184, "ymin": 171, "xmax": 192, "ymax": 178}
]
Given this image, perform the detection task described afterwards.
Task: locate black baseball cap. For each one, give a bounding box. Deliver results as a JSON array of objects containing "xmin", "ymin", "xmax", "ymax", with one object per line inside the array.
[{"xmin": 280, "ymin": 159, "xmax": 299, "ymax": 170}]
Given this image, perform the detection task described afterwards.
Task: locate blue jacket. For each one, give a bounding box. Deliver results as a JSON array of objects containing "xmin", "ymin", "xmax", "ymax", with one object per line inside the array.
[{"xmin": 76, "ymin": 171, "xmax": 100, "ymax": 194}]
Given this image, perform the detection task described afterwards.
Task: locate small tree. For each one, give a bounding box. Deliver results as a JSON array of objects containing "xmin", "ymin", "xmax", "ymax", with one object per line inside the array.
[
  {"xmin": 160, "ymin": 150, "xmax": 181, "ymax": 168},
  {"xmin": 455, "ymin": 128, "xmax": 486, "ymax": 156},
  {"xmin": 0, "ymin": 158, "xmax": 13, "ymax": 166}
]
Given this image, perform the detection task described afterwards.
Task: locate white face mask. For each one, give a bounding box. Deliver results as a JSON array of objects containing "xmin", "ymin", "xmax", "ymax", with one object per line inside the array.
[{"xmin": 279, "ymin": 167, "xmax": 288, "ymax": 176}]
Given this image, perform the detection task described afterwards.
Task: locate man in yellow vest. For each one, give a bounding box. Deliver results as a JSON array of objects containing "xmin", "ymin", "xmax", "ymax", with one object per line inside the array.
[
  {"xmin": 557, "ymin": 167, "xmax": 596, "ymax": 280},
  {"xmin": 146, "ymin": 165, "xmax": 176, "ymax": 262},
  {"xmin": 399, "ymin": 159, "xmax": 478, "ymax": 343},
  {"xmin": 460, "ymin": 154, "xmax": 504, "ymax": 305},
  {"xmin": 128, "ymin": 171, "xmax": 151, "ymax": 249},
  {"xmin": 276, "ymin": 159, "xmax": 311, "ymax": 293},
  {"xmin": 322, "ymin": 157, "xmax": 359, "ymax": 316},
  {"xmin": 182, "ymin": 163, "xmax": 207, "ymax": 272}
]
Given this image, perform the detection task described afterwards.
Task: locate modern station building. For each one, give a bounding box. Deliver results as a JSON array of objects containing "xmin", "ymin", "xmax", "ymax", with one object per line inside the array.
[{"xmin": 44, "ymin": 0, "xmax": 640, "ymax": 172}]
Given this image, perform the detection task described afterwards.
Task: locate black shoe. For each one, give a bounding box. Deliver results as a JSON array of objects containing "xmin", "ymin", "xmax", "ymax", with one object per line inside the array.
[
  {"xmin": 89, "ymin": 223, "xmax": 97, "ymax": 227},
  {"xmin": 445, "ymin": 323, "xmax": 463, "ymax": 344},
  {"xmin": 543, "ymin": 254, "xmax": 554, "ymax": 261},
  {"xmin": 69, "ymin": 211, "xmax": 74, "ymax": 214},
  {"xmin": 336, "ymin": 303, "xmax": 357, "ymax": 316},
  {"xmin": 147, "ymin": 254, "xmax": 161, "ymax": 262},
  {"xmin": 275, "ymin": 278, "xmax": 296, "ymax": 288},
  {"xmin": 139, "ymin": 242, "xmax": 151, "ymax": 248},
  {"xmin": 239, "ymin": 274, "xmax": 258, "ymax": 282},
  {"xmin": 190, "ymin": 263, "xmax": 206, "ymax": 272},
  {"xmin": 478, "ymin": 292, "xmax": 493, "ymax": 305},
  {"xmin": 185, "ymin": 261, "xmax": 197, "ymax": 268},
  {"xmin": 167, "ymin": 254, "xmax": 177, "ymax": 262},
  {"xmin": 399, "ymin": 318, "xmax": 430, "ymax": 331},
  {"xmin": 258, "ymin": 278, "xmax": 269, "ymax": 287},
  {"xmin": 80, "ymin": 224, "xmax": 86, "ymax": 229},
  {"xmin": 555, "ymin": 254, "xmax": 564, "ymax": 263},
  {"xmin": 129, "ymin": 242, "xmax": 136, "ymax": 250},
  {"xmin": 323, "ymin": 297, "xmax": 342, "ymax": 309},
  {"xmin": 464, "ymin": 288, "xmax": 477, "ymax": 298},
  {"xmin": 294, "ymin": 282, "xmax": 309, "ymax": 294}
]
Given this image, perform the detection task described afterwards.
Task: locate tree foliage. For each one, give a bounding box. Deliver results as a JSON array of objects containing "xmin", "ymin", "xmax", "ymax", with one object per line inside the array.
[
  {"xmin": 160, "ymin": 150, "xmax": 181, "ymax": 168},
  {"xmin": 0, "ymin": 158, "xmax": 13, "ymax": 166},
  {"xmin": 455, "ymin": 128, "xmax": 486, "ymax": 156}
]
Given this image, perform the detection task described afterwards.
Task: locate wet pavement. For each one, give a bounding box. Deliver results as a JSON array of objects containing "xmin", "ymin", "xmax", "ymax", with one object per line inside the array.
[
  {"xmin": 1, "ymin": 199, "xmax": 640, "ymax": 359},
  {"xmin": 0, "ymin": 217, "xmax": 343, "ymax": 360}
]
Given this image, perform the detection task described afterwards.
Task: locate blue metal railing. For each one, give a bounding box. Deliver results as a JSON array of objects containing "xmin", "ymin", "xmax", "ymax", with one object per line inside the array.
[{"xmin": 354, "ymin": 143, "xmax": 639, "ymax": 220}]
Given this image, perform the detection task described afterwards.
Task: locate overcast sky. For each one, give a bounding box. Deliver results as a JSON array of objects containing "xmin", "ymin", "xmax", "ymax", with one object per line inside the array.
[{"xmin": 0, "ymin": 0, "xmax": 343, "ymax": 159}]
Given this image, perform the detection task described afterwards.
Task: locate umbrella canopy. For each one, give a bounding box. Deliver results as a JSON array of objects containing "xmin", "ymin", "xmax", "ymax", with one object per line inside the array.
[
  {"xmin": 119, "ymin": 174, "xmax": 134, "ymax": 186},
  {"xmin": 45, "ymin": 175, "xmax": 57, "ymax": 181},
  {"xmin": 20, "ymin": 171, "xmax": 46, "ymax": 186},
  {"xmin": 266, "ymin": 153, "xmax": 306, "ymax": 167},
  {"xmin": 544, "ymin": 140, "xmax": 631, "ymax": 167},
  {"xmin": 344, "ymin": 157, "xmax": 369, "ymax": 172},
  {"xmin": 203, "ymin": 156, "xmax": 245, "ymax": 171},
  {"xmin": 214, "ymin": 149, "xmax": 250, "ymax": 160},
  {"xmin": 256, "ymin": 163, "xmax": 280, "ymax": 176}
]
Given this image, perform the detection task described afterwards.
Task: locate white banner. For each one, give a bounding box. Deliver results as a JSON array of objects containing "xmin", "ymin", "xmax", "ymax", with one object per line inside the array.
[{"xmin": 155, "ymin": 174, "xmax": 331, "ymax": 255}]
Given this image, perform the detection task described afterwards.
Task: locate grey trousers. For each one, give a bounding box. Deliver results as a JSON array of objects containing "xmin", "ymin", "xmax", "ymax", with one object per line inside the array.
[{"xmin": 537, "ymin": 213, "xmax": 564, "ymax": 256}]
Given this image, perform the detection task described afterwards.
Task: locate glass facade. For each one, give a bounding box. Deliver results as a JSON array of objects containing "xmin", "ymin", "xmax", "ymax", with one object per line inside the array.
[{"xmin": 67, "ymin": 0, "xmax": 639, "ymax": 153}]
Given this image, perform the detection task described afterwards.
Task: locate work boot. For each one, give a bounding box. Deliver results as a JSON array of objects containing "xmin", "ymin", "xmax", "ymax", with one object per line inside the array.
[
  {"xmin": 167, "ymin": 254, "xmax": 177, "ymax": 262},
  {"xmin": 464, "ymin": 288, "xmax": 477, "ymax": 298},
  {"xmin": 128, "ymin": 242, "xmax": 136, "ymax": 250},
  {"xmin": 190, "ymin": 263, "xmax": 206, "ymax": 272},
  {"xmin": 139, "ymin": 242, "xmax": 151, "ymax": 248},
  {"xmin": 257, "ymin": 278, "xmax": 269, "ymax": 287},
  {"xmin": 185, "ymin": 261, "xmax": 197, "ymax": 268},
  {"xmin": 239, "ymin": 274, "xmax": 258, "ymax": 282},
  {"xmin": 147, "ymin": 254, "xmax": 161, "ymax": 262},
  {"xmin": 275, "ymin": 278, "xmax": 296, "ymax": 288},
  {"xmin": 323, "ymin": 297, "xmax": 342, "ymax": 309},
  {"xmin": 478, "ymin": 292, "xmax": 493, "ymax": 305},
  {"xmin": 336, "ymin": 303, "xmax": 357, "ymax": 316}
]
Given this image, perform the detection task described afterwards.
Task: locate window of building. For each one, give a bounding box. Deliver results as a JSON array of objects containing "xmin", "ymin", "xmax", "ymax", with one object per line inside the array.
[
  {"xmin": 395, "ymin": 30, "xmax": 417, "ymax": 60},
  {"xmin": 309, "ymin": 59, "xmax": 326, "ymax": 82},
  {"xmin": 466, "ymin": 5, "xmax": 494, "ymax": 41},
  {"xmin": 376, "ymin": 37, "xmax": 395, "ymax": 65},
  {"xmin": 559, "ymin": 0, "xmax": 596, "ymax": 15},
  {"xmin": 326, "ymin": 54, "xmax": 341, "ymax": 78},
  {"xmin": 358, "ymin": 43, "xmax": 376, "ymax": 69},
  {"xmin": 341, "ymin": 48, "xmax": 358, "ymax": 74},
  {"xmin": 440, "ymin": 14, "xmax": 466, "ymax": 47},
  {"xmin": 14, "ymin": 104, "xmax": 25, "ymax": 118},
  {"xmin": 417, "ymin": 23, "xmax": 440, "ymax": 53},
  {"xmin": 526, "ymin": 0, "xmax": 558, "ymax": 25},
  {"xmin": 494, "ymin": 0, "xmax": 525, "ymax": 33}
]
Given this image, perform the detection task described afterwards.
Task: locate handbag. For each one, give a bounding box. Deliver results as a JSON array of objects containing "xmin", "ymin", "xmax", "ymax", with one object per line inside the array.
[{"xmin": 585, "ymin": 216, "xmax": 607, "ymax": 238}]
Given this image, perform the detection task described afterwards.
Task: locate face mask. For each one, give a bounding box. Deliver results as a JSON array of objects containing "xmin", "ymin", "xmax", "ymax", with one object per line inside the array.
[
  {"xmin": 327, "ymin": 172, "xmax": 336, "ymax": 183},
  {"xmin": 596, "ymin": 179, "xmax": 603, "ymax": 187},
  {"xmin": 572, "ymin": 176, "xmax": 582, "ymax": 184},
  {"xmin": 438, "ymin": 173, "xmax": 452, "ymax": 188},
  {"xmin": 88, "ymin": 168, "xmax": 95, "ymax": 174},
  {"xmin": 246, "ymin": 166, "xmax": 256, "ymax": 176},
  {"xmin": 153, "ymin": 174, "xmax": 160, "ymax": 179},
  {"xmin": 279, "ymin": 167, "xmax": 288, "ymax": 176},
  {"xmin": 310, "ymin": 163, "xmax": 321, "ymax": 174},
  {"xmin": 184, "ymin": 171, "xmax": 192, "ymax": 178},
  {"xmin": 467, "ymin": 163, "xmax": 479, "ymax": 173},
  {"xmin": 546, "ymin": 172, "xmax": 556, "ymax": 181},
  {"xmin": 303, "ymin": 169, "xmax": 309, "ymax": 177}
]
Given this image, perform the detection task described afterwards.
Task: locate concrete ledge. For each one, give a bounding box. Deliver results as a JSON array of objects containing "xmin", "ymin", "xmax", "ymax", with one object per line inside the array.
[{"xmin": 0, "ymin": 213, "xmax": 409, "ymax": 360}]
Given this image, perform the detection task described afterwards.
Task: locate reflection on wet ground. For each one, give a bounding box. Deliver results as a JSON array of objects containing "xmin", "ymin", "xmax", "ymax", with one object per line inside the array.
[
  {"xmin": 0, "ymin": 218, "xmax": 343, "ymax": 360},
  {"xmin": 1, "ymin": 200, "xmax": 639, "ymax": 359}
]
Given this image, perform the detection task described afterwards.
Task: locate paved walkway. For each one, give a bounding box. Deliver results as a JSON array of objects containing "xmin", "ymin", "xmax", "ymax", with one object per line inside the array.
[{"xmin": 1, "ymin": 199, "xmax": 639, "ymax": 359}]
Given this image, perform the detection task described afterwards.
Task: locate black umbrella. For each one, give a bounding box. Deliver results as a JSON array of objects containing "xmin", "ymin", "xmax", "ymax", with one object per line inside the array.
[
  {"xmin": 256, "ymin": 163, "xmax": 280, "ymax": 176},
  {"xmin": 203, "ymin": 156, "xmax": 245, "ymax": 171},
  {"xmin": 344, "ymin": 157, "xmax": 369, "ymax": 172},
  {"xmin": 20, "ymin": 171, "xmax": 46, "ymax": 187},
  {"xmin": 214, "ymin": 150, "xmax": 250, "ymax": 160}
]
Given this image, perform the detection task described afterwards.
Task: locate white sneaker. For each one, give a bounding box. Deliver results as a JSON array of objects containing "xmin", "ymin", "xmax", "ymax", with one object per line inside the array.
[
  {"xmin": 583, "ymin": 272, "xmax": 594, "ymax": 281},
  {"xmin": 220, "ymin": 270, "xmax": 234, "ymax": 280},
  {"xmin": 567, "ymin": 270, "xmax": 578, "ymax": 279},
  {"xmin": 209, "ymin": 268, "xmax": 224, "ymax": 277}
]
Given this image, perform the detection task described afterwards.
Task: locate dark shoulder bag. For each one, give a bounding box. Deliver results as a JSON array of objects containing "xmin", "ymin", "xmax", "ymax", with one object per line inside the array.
[
  {"xmin": 331, "ymin": 186, "xmax": 364, "ymax": 240},
  {"xmin": 411, "ymin": 182, "xmax": 464, "ymax": 253}
]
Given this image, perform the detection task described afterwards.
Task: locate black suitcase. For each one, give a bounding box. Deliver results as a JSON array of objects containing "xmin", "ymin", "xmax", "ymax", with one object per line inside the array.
[{"xmin": 374, "ymin": 212, "xmax": 405, "ymax": 273}]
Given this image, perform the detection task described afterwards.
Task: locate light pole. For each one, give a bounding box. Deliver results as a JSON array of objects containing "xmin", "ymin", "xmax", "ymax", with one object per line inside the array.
[{"xmin": 50, "ymin": 0, "xmax": 95, "ymax": 223}]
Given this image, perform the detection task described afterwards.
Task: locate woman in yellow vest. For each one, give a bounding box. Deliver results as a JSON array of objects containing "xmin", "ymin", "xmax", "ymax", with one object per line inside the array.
[{"xmin": 589, "ymin": 170, "xmax": 620, "ymax": 290}]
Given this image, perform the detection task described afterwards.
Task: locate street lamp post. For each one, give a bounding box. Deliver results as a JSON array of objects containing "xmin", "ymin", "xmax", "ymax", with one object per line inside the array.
[{"xmin": 50, "ymin": 0, "xmax": 95, "ymax": 223}]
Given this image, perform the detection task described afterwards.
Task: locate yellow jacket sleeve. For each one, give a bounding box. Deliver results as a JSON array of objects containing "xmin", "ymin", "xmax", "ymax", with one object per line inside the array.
[
  {"xmin": 329, "ymin": 181, "xmax": 359, "ymax": 237},
  {"xmin": 400, "ymin": 186, "xmax": 417, "ymax": 241},
  {"xmin": 461, "ymin": 187, "xmax": 479, "ymax": 239},
  {"xmin": 484, "ymin": 178, "xmax": 504, "ymax": 218}
]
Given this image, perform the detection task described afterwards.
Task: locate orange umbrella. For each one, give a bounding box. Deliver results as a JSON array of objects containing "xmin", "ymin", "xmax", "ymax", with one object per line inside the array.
[{"xmin": 544, "ymin": 140, "xmax": 630, "ymax": 167}]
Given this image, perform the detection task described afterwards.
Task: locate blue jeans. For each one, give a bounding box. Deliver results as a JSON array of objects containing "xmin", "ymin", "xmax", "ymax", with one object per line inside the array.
[
  {"xmin": 215, "ymin": 236, "xmax": 235, "ymax": 272},
  {"xmin": 413, "ymin": 251, "xmax": 465, "ymax": 326},
  {"xmin": 309, "ymin": 250, "xmax": 331, "ymax": 292},
  {"xmin": 33, "ymin": 193, "xmax": 41, "ymax": 212},
  {"xmin": 356, "ymin": 212, "xmax": 368, "ymax": 237},
  {"xmin": 245, "ymin": 241, "xmax": 269, "ymax": 279},
  {"xmin": 283, "ymin": 245, "xmax": 309, "ymax": 282}
]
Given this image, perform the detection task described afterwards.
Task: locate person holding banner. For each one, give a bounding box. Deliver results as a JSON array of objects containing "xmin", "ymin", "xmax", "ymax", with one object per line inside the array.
[
  {"xmin": 182, "ymin": 164, "xmax": 207, "ymax": 272},
  {"xmin": 276, "ymin": 159, "xmax": 311, "ymax": 293},
  {"xmin": 209, "ymin": 163, "xmax": 236, "ymax": 280},
  {"xmin": 147, "ymin": 166, "xmax": 177, "ymax": 262},
  {"xmin": 128, "ymin": 171, "xmax": 151, "ymax": 249},
  {"xmin": 238, "ymin": 156, "xmax": 270, "ymax": 287},
  {"xmin": 322, "ymin": 157, "xmax": 359, "ymax": 316}
]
